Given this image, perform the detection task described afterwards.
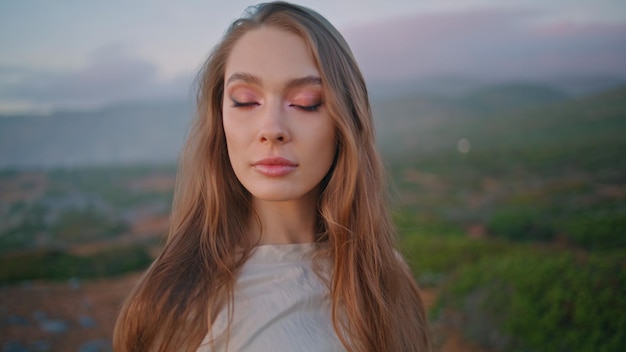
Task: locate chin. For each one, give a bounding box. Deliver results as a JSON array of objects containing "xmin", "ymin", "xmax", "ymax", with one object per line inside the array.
[
  {"xmin": 245, "ymin": 181, "xmax": 319, "ymax": 203},
  {"xmin": 249, "ymin": 190, "xmax": 305, "ymax": 202}
]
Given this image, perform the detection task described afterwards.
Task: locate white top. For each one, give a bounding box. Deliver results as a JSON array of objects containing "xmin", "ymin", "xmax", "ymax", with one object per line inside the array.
[{"xmin": 196, "ymin": 243, "xmax": 346, "ymax": 352}]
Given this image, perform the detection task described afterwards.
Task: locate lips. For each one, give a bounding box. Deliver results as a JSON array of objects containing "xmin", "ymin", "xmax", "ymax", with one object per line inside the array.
[{"xmin": 252, "ymin": 157, "xmax": 298, "ymax": 177}]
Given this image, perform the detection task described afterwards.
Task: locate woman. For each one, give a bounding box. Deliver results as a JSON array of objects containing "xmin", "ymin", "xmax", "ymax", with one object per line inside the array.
[{"xmin": 114, "ymin": 2, "xmax": 431, "ymax": 351}]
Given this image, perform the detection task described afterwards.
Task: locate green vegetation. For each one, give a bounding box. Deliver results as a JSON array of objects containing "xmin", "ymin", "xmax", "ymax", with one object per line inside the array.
[
  {"xmin": 46, "ymin": 164, "xmax": 175, "ymax": 207},
  {"xmin": 0, "ymin": 245, "xmax": 153, "ymax": 283},
  {"xmin": 390, "ymin": 86, "xmax": 626, "ymax": 351},
  {"xmin": 0, "ymin": 164, "xmax": 174, "ymax": 252},
  {"xmin": 487, "ymin": 207, "xmax": 554, "ymax": 242},
  {"xmin": 0, "ymin": 204, "xmax": 47, "ymax": 250},
  {"xmin": 558, "ymin": 212, "xmax": 626, "ymax": 250},
  {"xmin": 390, "ymin": 87, "xmax": 626, "ymax": 247},
  {"xmin": 432, "ymin": 250, "xmax": 625, "ymax": 352},
  {"xmin": 401, "ymin": 236, "xmax": 515, "ymax": 286},
  {"xmin": 51, "ymin": 209, "xmax": 128, "ymax": 242}
]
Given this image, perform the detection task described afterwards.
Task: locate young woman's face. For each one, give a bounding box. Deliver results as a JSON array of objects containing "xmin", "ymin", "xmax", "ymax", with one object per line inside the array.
[{"xmin": 222, "ymin": 27, "xmax": 336, "ymax": 203}]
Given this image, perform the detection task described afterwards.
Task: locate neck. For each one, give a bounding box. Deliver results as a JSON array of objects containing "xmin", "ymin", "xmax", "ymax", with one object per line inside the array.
[{"xmin": 249, "ymin": 192, "xmax": 318, "ymax": 245}]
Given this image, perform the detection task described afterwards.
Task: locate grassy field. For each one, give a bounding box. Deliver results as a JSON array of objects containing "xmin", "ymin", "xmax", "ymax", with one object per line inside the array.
[
  {"xmin": 389, "ymin": 86, "xmax": 626, "ymax": 351},
  {"xmin": 1, "ymin": 85, "xmax": 624, "ymax": 351}
]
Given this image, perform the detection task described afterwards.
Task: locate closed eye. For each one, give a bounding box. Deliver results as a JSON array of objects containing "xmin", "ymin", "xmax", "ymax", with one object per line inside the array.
[
  {"xmin": 231, "ymin": 100, "xmax": 260, "ymax": 108},
  {"xmin": 290, "ymin": 102, "xmax": 323, "ymax": 112}
]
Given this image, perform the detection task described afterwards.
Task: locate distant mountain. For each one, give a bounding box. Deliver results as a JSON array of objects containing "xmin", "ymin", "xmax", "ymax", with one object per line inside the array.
[
  {"xmin": 0, "ymin": 100, "xmax": 193, "ymax": 169},
  {"xmin": 372, "ymin": 83, "xmax": 625, "ymax": 158},
  {"xmin": 548, "ymin": 75, "xmax": 626, "ymax": 96},
  {"xmin": 0, "ymin": 81, "xmax": 623, "ymax": 170},
  {"xmin": 368, "ymin": 76, "xmax": 487, "ymax": 101},
  {"xmin": 367, "ymin": 75, "xmax": 626, "ymax": 102},
  {"xmin": 459, "ymin": 83, "xmax": 570, "ymax": 113}
]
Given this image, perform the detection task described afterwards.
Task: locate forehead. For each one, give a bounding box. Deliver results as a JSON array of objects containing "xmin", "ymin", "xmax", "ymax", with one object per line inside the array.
[{"xmin": 224, "ymin": 26, "xmax": 320, "ymax": 84}]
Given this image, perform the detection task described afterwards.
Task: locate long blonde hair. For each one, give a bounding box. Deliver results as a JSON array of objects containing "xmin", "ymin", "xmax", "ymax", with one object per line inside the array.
[{"xmin": 114, "ymin": 2, "xmax": 430, "ymax": 351}]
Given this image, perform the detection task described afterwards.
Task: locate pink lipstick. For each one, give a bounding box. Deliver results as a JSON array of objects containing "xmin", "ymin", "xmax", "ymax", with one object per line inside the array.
[{"xmin": 252, "ymin": 157, "xmax": 297, "ymax": 177}]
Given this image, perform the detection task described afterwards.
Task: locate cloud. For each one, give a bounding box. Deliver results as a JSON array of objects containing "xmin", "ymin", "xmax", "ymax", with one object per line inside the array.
[
  {"xmin": 343, "ymin": 8, "xmax": 626, "ymax": 81},
  {"xmin": 2, "ymin": 8, "xmax": 625, "ymax": 114},
  {"xmin": 0, "ymin": 45, "xmax": 193, "ymax": 113}
]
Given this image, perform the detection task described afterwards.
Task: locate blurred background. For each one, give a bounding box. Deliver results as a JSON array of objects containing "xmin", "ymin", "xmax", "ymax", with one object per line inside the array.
[{"xmin": 1, "ymin": 1, "xmax": 625, "ymax": 351}]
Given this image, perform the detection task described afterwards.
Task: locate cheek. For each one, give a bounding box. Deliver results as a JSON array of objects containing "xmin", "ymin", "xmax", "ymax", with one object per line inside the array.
[
  {"xmin": 222, "ymin": 118, "xmax": 241, "ymax": 161},
  {"xmin": 223, "ymin": 119, "xmax": 257, "ymax": 173},
  {"xmin": 315, "ymin": 125, "xmax": 337, "ymax": 169},
  {"xmin": 222, "ymin": 107, "xmax": 254, "ymax": 144}
]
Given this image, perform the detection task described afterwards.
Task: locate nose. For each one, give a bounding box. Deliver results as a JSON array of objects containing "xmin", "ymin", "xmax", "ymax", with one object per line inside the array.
[{"xmin": 258, "ymin": 101, "xmax": 290, "ymax": 144}]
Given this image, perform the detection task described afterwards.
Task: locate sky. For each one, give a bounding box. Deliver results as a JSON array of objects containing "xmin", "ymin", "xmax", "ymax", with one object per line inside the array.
[{"xmin": 0, "ymin": 0, "xmax": 625, "ymax": 114}]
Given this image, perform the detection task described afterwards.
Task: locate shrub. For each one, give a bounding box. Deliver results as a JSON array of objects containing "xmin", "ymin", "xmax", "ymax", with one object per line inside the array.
[
  {"xmin": 52, "ymin": 209, "xmax": 128, "ymax": 242},
  {"xmin": 435, "ymin": 250, "xmax": 626, "ymax": 352},
  {"xmin": 394, "ymin": 211, "xmax": 465, "ymax": 238},
  {"xmin": 0, "ymin": 204, "xmax": 48, "ymax": 250},
  {"xmin": 75, "ymin": 246, "xmax": 153, "ymax": 278},
  {"xmin": 0, "ymin": 245, "xmax": 152, "ymax": 283},
  {"xmin": 559, "ymin": 213, "xmax": 626, "ymax": 250},
  {"xmin": 487, "ymin": 208, "xmax": 554, "ymax": 242},
  {"xmin": 400, "ymin": 235, "xmax": 515, "ymax": 286}
]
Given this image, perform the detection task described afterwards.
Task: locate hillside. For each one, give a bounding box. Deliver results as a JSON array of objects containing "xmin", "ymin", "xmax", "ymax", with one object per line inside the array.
[
  {"xmin": 373, "ymin": 82, "xmax": 573, "ymax": 156},
  {"xmin": 1, "ymin": 84, "xmax": 625, "ymax": 351},
  {"xmin": 0, "ymin": 81, "xmax": 588, "ymax": 169},
  {"xmin": 0, "ymin": 101, "xmax": 192, "ymax": 169},
  {"xmin": 387, "ymin": 86, "xmax": 626, "ymax": 351},
  {"xmin": 387, "ymin": 86, "xmax": 626, "ymax": 247}
]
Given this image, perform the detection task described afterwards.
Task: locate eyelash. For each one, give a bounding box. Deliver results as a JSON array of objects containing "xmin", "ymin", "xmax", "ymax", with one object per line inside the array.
[
  {"xmin": 231, "ymin": 100, "xmax": 323, "ymax": 112},
  {"xmin": 231, "ymin": 101, "xmax": 259, "ymax": 108},
  {"xmin": 290, "ymin": 102, "xmax": 323, "ymax": 112}
]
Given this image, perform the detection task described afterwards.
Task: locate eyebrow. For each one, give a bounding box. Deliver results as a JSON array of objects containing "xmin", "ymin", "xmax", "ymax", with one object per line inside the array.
[{"xmin": 225, "ymin": 72, "xmax": 322, "ymax": 90}]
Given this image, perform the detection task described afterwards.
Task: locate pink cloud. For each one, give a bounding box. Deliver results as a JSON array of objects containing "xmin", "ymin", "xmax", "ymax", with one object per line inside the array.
[{"xmin": 342, "ymin": 9, "xmax": 626, "ymax": 81}]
